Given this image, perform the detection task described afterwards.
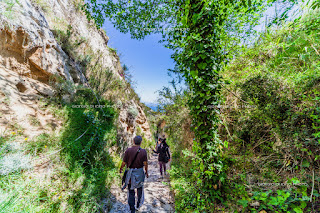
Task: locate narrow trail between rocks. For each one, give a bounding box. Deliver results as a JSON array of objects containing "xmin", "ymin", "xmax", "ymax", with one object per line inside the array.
[{"xmin": 109, "ymin": 154, "xmax": 175, "ymax": 213}]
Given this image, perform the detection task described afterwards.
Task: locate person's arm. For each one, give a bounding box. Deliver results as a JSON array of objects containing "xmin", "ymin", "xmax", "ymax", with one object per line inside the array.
[
  {"xmin": 119, "ymin": 161, "xmax": 126, "ymax": 173},
  {"xmin": 143, "ymin": 161, "xmax": 149, "ymax": 178},
  {"xmin": 143, "ymin": 150, "xmax": 149, "ymax": 178},
  {"xmin": 120, "ymin": 151, "xmax": 128, "ymax": 173},
  {"xmin": 153, "ymin": 143, "xmax": 159, "ymax": 153},
  {"xmin": 167, "ymin": 147, "xmax": 171, "ymax": 161}
]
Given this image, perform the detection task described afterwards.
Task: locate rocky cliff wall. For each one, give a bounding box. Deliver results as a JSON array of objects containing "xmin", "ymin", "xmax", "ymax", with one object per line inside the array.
[{"xmin": 0, "ymin": 0, "xmax": 152, "ymax": 146}]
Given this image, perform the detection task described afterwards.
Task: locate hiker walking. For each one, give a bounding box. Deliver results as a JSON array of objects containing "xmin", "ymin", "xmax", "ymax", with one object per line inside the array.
[
  {"xmin": 120, "ymin": 136, "xmax": 149, "ymax": 213},
  {"xmin": 153, "ymin": 137, "xmax": 170, "ymax": 178}
]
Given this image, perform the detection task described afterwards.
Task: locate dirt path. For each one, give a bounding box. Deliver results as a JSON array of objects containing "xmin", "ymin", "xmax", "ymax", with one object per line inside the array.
[{"xmin": 108, "ymin": 154, "xmax": 175, "ymax": 213}]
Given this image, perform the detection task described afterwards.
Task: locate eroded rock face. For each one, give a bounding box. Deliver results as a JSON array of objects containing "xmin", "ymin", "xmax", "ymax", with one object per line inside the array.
[
  {"xmin": 117, "ymin": 100, "xmax": 152, "ymax": 152},
  {"xmin": 0, "ymin": 0, "xmax": 80, "ymax": 83},
  {"xmin": 0, "ymin": 65, "xmax": 61, "ymax": 137},
  {"xmin": 0, "ymin": 0, "xmax": 152, "ymax": 143}
]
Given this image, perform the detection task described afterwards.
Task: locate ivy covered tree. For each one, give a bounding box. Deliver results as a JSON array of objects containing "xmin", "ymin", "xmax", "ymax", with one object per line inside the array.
[{"xmin": 83, "ymin": 0, "xmax": 298, "ymax": 210}]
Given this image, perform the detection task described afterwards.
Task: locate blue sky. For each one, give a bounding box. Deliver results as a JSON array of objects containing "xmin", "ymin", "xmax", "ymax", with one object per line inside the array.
[{"xmin": 102, "ymin": 21, "xmax": 175, "ymax": 104}]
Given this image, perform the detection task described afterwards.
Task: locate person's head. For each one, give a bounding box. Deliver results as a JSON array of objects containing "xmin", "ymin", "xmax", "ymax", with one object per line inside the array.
[
  {"xmin": 134, "ymin": 135, "xmax": 142, "ymax": 145},
  {"xmin": 162, "ymin": 138, "xmax": 166, "ymax": 143}
]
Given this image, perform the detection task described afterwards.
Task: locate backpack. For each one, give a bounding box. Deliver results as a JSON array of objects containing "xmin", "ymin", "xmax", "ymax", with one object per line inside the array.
[{"xmin": 160, "ymin": 143, "xmax": 169, "ymax": 163}]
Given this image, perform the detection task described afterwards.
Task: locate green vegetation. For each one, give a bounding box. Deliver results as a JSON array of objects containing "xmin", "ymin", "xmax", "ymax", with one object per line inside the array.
[
  {"xmin": 84, "ymin": 0, "xmax": 287, "ymax": 210},
  {"xmin": 52, "ymin": 24, "xmax": 75, "ymax": 57},
  {"xmin": 108, "ymin": 47, "xmax": 117, "ymax": 54},
  {"xmin": 72, "ymin": 0, "xmax": 85, "ymax": 12},
  {"xmin": 30, "ymin": 0, "xmax": 51, "ymax": 13},
  {"xmin": 0, "ymin": 4, "xmax": 153, "ymax": 210},
  {"xmin": 28, "ymin": 115, "xmax": 41, "ymax": 127},
  {"xmin": 2, "ymin": 0, "xmax": 319, "ymax": 212},
  {"xmin": 157, "ymin": 6, "xmax": 320, "ymax": 213},
  {"xmin": 0, "ymin": 82, "xmax": 121, "ymax": 212},
  {"xmin": 136, "ymin": 126, "xmax": 153, "ymax": 152},
  {"xmin": 220, "ymin": 8, "xmax": 320, "ymax": 212},
  {"xmin": 50, "ymin": 19, "xmax": 140, "ymax": 105},
  {"xmin": 84, "ymin": 0, "xmax": 311, "ymax": 211},
  {"xmin": 0, "ymin": 0, "xmax": 19, "ymax": 21},
  {"xmin": 128, "ymin": 105, "xmax": 139, "ymax": 118}
]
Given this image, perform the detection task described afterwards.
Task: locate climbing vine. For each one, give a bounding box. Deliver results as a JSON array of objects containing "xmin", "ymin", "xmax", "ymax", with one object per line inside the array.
[{"xmin": 173, "ymin": 0, "xmax": 226, "ymax": 196}]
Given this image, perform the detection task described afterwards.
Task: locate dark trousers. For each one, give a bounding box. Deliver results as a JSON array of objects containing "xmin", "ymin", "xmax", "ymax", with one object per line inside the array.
[
  {"xmin": 159, "ymin": 161, "xmax": 167, "ymax": 175},
  {"xmin": 128, "ymin": 184, "xmax": 143, "ymax": 213}
]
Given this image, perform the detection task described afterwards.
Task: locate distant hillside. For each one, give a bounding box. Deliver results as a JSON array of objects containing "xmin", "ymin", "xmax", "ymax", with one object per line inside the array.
[{"xmin": 144, "ymin": 102, "xmax": 159, "ymax": 111}]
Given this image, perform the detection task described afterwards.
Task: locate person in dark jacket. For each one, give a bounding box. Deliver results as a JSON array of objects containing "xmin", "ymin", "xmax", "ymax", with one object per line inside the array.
[{"xmin": 153, "ymin": 138, "xmax": 170, "ymax": 178}]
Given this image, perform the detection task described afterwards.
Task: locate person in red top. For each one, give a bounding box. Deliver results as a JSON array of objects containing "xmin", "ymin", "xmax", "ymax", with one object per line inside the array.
[{"xmin": 120, "ymin": 136, "xmax": 148, "ymax": 213}]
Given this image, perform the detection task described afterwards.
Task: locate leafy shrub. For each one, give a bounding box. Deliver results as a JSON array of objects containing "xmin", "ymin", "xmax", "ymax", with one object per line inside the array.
[
  {"xmin": 239, "ymin": 178, "xmax": 310, "ymax": 213},
  {"xmin": 128, "ymin": 105, "xmax": 138, "ymax": 118},
  {"xmin": 51, "ymin": 25, "xmax": 74, "ymax": 55},
  {"xmin": 48, "ymin": 74, "xmax": 76, "ymax": 102}
]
